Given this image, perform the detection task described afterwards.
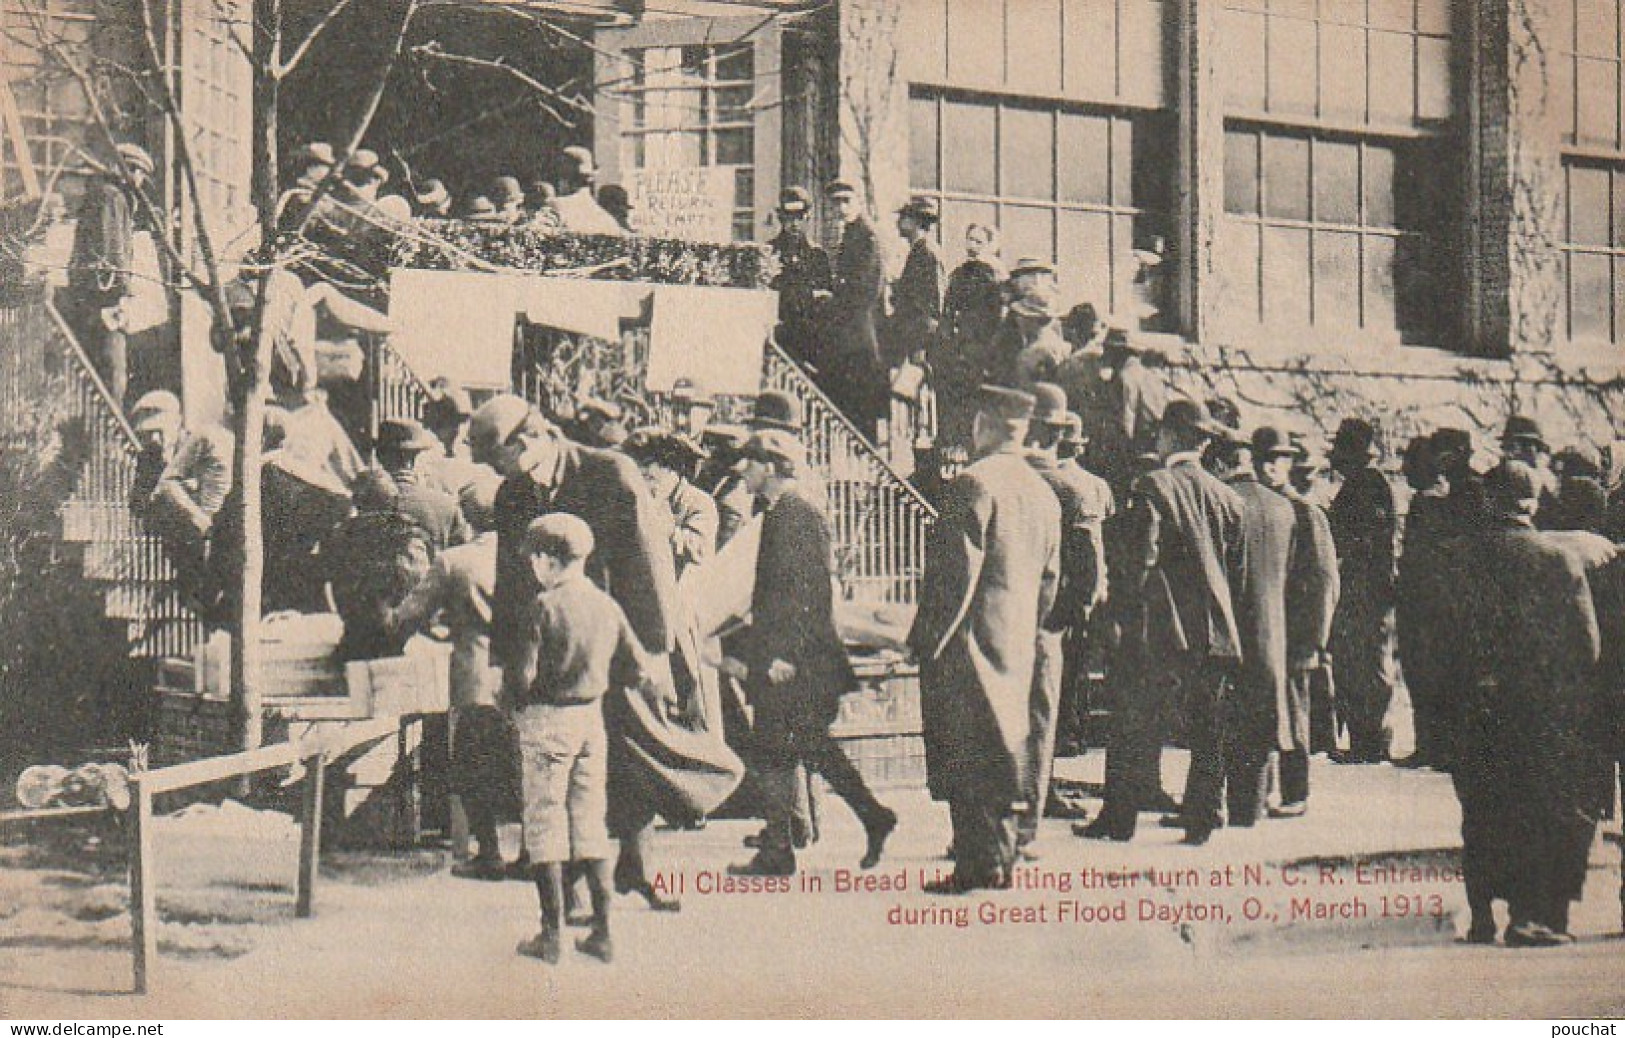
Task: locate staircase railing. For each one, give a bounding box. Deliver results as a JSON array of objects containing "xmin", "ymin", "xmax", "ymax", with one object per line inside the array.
[
  {"xmin": 376, "ymin": 338, "xmax": 432, "ymax": 423},
  {"xmin": 761, "ymin": 341, "xmax": 935, "ymax": 606}
]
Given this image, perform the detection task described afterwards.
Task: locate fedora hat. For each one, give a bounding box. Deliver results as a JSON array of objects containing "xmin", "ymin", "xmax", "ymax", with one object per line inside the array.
[
  {"xmin": 749, "ymin": 390, "xmax": 803, "ymax": 432},
  {"xmin": 1501, "ymin": 414, "xmax": 1549, "ymax": 452},
  {"xmin": 1030, "ymin": 382, "xmax": 1068, "ymax": 426},
  {"xmin": 975, "ymin": 384, "xmax": 1037, "ymax": 423},
  {"xmin": 1329, "ymin": 417, "xmax": 1381, "ymax": 463}
]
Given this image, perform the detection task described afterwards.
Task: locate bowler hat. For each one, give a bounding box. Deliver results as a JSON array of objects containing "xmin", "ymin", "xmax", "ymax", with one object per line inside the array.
[
  {"xmin": 376, "ymin": 418, "xmax": 438, "ymax": 454},
  {"xmin": 1501, "ymin": 414, "xmax": 1549, "ymax": 451},
  {"xmin": 779, "ymin": 186, "xmax": 812, "ymax": 215},
  {"xmin": 1251, "ymin": 425, "xmax": 1302, "ymax": 460},
  {"xmin": 897, "ymin": 195, "xmax": 940, "ymax": 223},
  {"xmin": 578, "ymin": 397, "xmax": 623, "ymax": 421},
  {"xmin": 1329, "ymin": 417, "xmax": 1381, "ymax": 463},
  {"xmin": 562, "ymin": 146, "xmax": 598, "ymax": 176},
  {"xmin": 975, "ymin": 384, "xmax": 1037, "ymax": 423},
  {"xmin": 1030, "ymin": 382, "xmax": 1068, "ymax": 426},
  {"xmin": 749, "ymin": 390, "xmax": 803, "ymax": 432}
]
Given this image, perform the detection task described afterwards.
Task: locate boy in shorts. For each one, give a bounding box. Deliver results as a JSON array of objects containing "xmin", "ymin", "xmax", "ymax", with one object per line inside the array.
[{"xmin": 508, "ymin": 513, "xmax": 654, "ymax": 964}]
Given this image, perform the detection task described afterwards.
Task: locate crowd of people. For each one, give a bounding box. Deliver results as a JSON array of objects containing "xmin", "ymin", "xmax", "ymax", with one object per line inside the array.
[{"xmin": 42, "ymin": 138, "xmax": 1625, "ymax": 964}]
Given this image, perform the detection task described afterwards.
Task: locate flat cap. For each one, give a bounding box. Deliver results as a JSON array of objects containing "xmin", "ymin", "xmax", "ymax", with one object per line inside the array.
[
  {"xmin": 1430, "ymin": 427, "xmax": 1473, "ymax": 460},
  {"xmin": 824, "ymin": 178, "xmax": 857, "ymax": 199},
  {"xmin": 976, "ymin": 384, "xmax": 1036, "ymax": 422},
  {"xmin": 701, "ymin": 423, "xmax": 750, "ymax": 450},
  {"xmin": 293, "ymin": 141, "xmax": 335, "ymax": 167},
  {"xmin": 1501, "ymin": 414, "xmax": 1549, "ymax": 450},
  {"xmin": 468, "ymin": 393, "xmax": 535, "ymax": 453},
  {"xmin": 741, "ymin": 428, "xmax": 805, "ymax": 466},
  {"xmin": 779, "ymin": 186, "xmax": 812, "ymax": 214},
  {"xmin": 492, "ymin": 175, "xmax": 524, "ymax": 205},
  {"xmin": 524, "ymin": 512, "xmax": 596, "ymax": 562},
  {"xmin": 376, "ymin": 417, "xmax": 437, "ymax": 454}
]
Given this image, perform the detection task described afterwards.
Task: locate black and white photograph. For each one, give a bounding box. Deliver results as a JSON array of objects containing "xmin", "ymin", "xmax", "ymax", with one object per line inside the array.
[{"xmin": 0, "ymin": 0, "xmax": 1622, "ymax": 1020}]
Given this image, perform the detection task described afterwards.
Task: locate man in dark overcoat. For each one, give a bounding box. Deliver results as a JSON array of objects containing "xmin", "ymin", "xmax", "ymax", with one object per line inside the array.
[
  {"xmin": 472, "ymin": 395, "xmax": 740, "ymax": 911},
  {"xmin": 1196, "ymin": 430, "xmax": 1294, "ymax": 830},
  {"xmin": 1254, "ymin": 427, "xmax": 1338, "ymax": 814},
  {"xmin": 1457, "ymin": 463, "xmax": 1611, "ymax": 946},
  {"xmin": 1327, "ymin": 418, "xmax": 1399, "ymax": 763},
  {"xmin": 885, "ymin": 195, "xmax": 944, "ymax": 371},
  {"xmin": 769, "ymin": 187, "xmax": 832, "ymax": 370},
  {"xmin": 1396, "ymin": 434, "xmax": 1453, "ymax": 769},
  {"xmin": 1080, "ymin": 398, "xmax": 1245, "ymax": 844},
  {"xmin": 64, "ymin": 142, "xmax": 153, "ymax": 404},
  {"xmin": 822, "ymin": 179, "xmax": 886, "ymax": 438},
  {"xmin": 910, "ymin": 385, "xmax": 1061, "ymax": 891},
  {"xmin": 724, "ymin": 429, "xmax": 897, "ymax": 876}
]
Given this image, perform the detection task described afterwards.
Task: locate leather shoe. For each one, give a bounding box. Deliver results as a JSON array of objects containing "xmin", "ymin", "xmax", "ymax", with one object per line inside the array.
[
  {"xmin": 728, "ymin": 853, "xmax": 796, "ymax": 877},
  {"xmin": 1158, "ymin": 814, "xmax": 1191, "ymax": 829},
  {"xmin": 1075, "ymin": 816, "xmax": 1133, "ymax": 841},
  {"xmin": 1141, "ymin": 791, "xmax": 1182, "ymax": 815},
  {"xmin": 860, "ymin": 809, "xmax": 898, "ymax": 870},
  {"xmin": 1180, "ymin": 827, "xmax": 1214, "ymax": 846},
  {"xmin": 516, "ymin": 931, "xmax": 561, "ymax": 964},
  {"xmin": 576, "ymin": 931, "xmax": 614, "ymax": 963},
  {"xmin": 614, "ymin": 878, "xmax": 682, "ymax": 912},
  {"xmin": 1463, "ymin": 921, "xmax": 1497, "ymax": 945},
  {"xmin": 451, "ymin": 857, "xmax": 508, "ymax": 882},
  {"xmin": 1505, "ymin": 922, "xmax": 1573, "ymax": 948},
  {"xmin": 1268, "ymin": 802, "xmax": 1308, "ymax": 819}
]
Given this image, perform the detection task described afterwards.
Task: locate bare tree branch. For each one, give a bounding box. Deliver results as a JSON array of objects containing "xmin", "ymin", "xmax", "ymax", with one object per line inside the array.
[
  {"xmin": 409, "ymin": 41, "xmax": 596, "ymax": 119},
  {"xmin": 209, "ymin": 0, "xmax": 256, "ymax": 66},
  {"xmin": 277, "ymin": 0, "xmax": 357, "ymax": 77}
]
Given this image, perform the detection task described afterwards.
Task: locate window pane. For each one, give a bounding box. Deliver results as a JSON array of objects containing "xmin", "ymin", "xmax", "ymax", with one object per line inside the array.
[
  {"xmin": 1615, "ymin": 257, "xmax": 1625, "ymax": 342},
  {"xmin": 1112, "ymin": 117, "xmax": 1135, "ymax": 204},
  {"xmin": 1263, "ymin": 226, "xmax": 1313, "ymax": 326},
  {"xmin": 1114, "ymin": 213, "xmax": 1139, "ymax": 314},
  {"xmin": 1001, "ymin": 204, "xmax": 1055, "ymax": 268},
  {"xmin": 1322, "ymin": 0, "xmax": 1365, "ymax": 26},
  {"xmin": 1268, "ymin": 15, "xmax": 1318, "ymax": 115},
  {"xmin": 1368, "ymin": 30, "xmax": 1416, "ymax": 124},
  {"xmin": 1219, "ymin": 220, "xmax": 1263, "ymax": 325},
  {"xmin": 1225, "ymin": 129, "xmax": 1259, "ymax": 214},
  {"xmin": 1315, "ymin": 139, "xmax": 1360, "ymax": 224},
  {"xmin": 1368, "ymin": 0, "xmax": 1414, "ymax": 31},
  {"xmin": 1364, "ymin": 144, "xmax": 1396, "ymax": 227},
  {"xmin": 1575, "ymin": 59, "xmax": 1620, "ymax": 146},
  {"xmin": 1571, "ymin": 251, "xmax": 1613, "ymax": 340},
  {"xmin": 1319, "ymin": 22, "xmax": 1368, "ymax": 121},
  {"xmin": 1313, "ymin": 230, "xmax": 1362, "ymax": 328},
  {"xmin": 1613, "ymin": 168, "xmax": 1625, "ymax": 248},
  {"xmin": 1060, "ymin": 112, "xmax": 1112, "ymax": 204},
  {"xmin": 715, "ymin": 46, "xmax": 753, "ymax": 81},
  {"xmin": 1119, "ymin": 0, "xmax": 1168, "ymax": 105},
  {"xmin": 1007, "ymin": 0, "xmax": 1062, "ymax": 94},
  {"xmin": 1416, "ymin": 0, "xmax": 1451, "ymax": 35},
  {"xmin": 1417, "ymin": 35, "xmax": 1452, "ymax": 121},
  {"xmin": 1058, "ymin": 209, "xmax": 1113, "ymax": 310},
  {"xmin": 716, "ymin": 85, "xmax": 752, "ymax": 122},
  {"xmin": 949, "ymin": 0, "xmax": 1005, "ymax": 85},
  {"xmin": 1570, "ymin": 164, "xmax": 1611, "ymax": 247},
  {"xmin": 1264, "ymin": 133, "xmax": 1311, "ymax": 220},
  {"xmin": 910, "ymin": 96, "xmax": 939, "ymax": 189},
  {"xmin": 1064, "ymin": 0, "xmax": 1117, "ymax": 100},
  {"xmin": 734, "ymin": 167, "xmax": 755, "ymax": 209},
  {"xmin": 1223, "ymin": 9, "xmax": 1268, "ymax": 109},
  {"xmin": 1002, "ymin": 105, "xmax": 1054, "ymax": 201},
  {"xmin": 1576, "ymin": 0, "xmax": 1620, "ymax": 58},
  {"xmin": 1270, "ymin": 0, "xmax": 1315, "ymax": 19},
  {"xmin": 944, "ymin": 99, "xmax": 997, "ymax": 194},
  {"xmin": 1363, "ymin": 234, "xmax": 1398, "ymax": 333},
  {"xmin": 716, "ymin": 128, "xmax": 752, "ymax": 166}
]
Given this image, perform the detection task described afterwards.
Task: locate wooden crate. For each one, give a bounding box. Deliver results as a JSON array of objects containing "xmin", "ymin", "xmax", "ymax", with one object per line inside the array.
[{"xmin": 833, "ymin": 657, "xmax": 925, "ymax": 790}]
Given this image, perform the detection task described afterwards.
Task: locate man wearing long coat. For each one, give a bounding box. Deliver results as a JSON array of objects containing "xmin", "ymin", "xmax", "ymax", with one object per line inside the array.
[
  {"xmin": 1457, "ymin": 463, "xmax": 1612, "ymax": 946},
  {"xmin": 822, "ymin": 180, "xmax": 886, "ymax": 437},
  {"xmin": 910, "ymin": 386, "xmax": 1061, "ymax": 891},
  {"xmin": 1082, "ymin": 398, "xmax": 1244, "ymax": 844},
  {"xmin": 473, "ymin": 396, "xmax": 741, "ymax": 908},
  {"xmin": 1209, "ymin": 438, "xmax": 1295, "ymax": 829}
]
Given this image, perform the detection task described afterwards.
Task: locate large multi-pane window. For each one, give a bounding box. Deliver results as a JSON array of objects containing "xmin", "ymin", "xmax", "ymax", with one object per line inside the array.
[
  {"xmin": 0, "ymin": 0, "xmax": 100, "ymax": 203},
  {"xmin": 619, "ymin": 44, "xmax": 756, "ymax": 241},
  {"xmin": 1556, "ymin": 0, "xmax": 1625, "ymax": 344},
  {"xmin": 909, "ymin": 89, "xmax": 1173, "ymax": 319},
  {"xmin": 1218, "ymin": 0, "xmax": 1455, "ymax": 344}
]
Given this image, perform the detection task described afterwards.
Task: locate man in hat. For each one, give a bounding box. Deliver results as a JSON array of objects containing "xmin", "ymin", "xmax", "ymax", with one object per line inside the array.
[
  {"xmin": 465, "ymin": 196, "xmax": 503, "ymax": 223},
  {"xmin": 128, "ymin": 390, "xmax": 233, "ymax": 601},
  {"xmin": 1180, "ymin": 424, "xmax": 1294, "ymax": 832},
  {"xmin": 1081, "ymin": 397, "xmax": 1245, "ymax": 844},
  {"xmin": 549, "ymin": 146, "xmax": 623, "ymax": 235},
  {"xmin": 1395, "ymin": 434, "xmax": 1454, "ymax": 771},
  {"xmin": 911, "ymin": 385, "xmax": 1061, "ymax": 890},
  {"xmin": 1454, "ymin": 462, "xmax": 1609, "ymax": 946},
  {"xmin": 1499, "ymin": 415, "xmax": 1560, "ymax": 523},
  {"xmin": 385, "ymin": 474, "xmax": 515, "ymax": 878},
  {"xmin": 1433, "ymin": 427, "xmax": 1486, "ymax": 533},
  {"xmin": 324, "ymin": 468, "xmax": 435, "ymax": 662},
  {"xmin": 1254, "ymin": 427, "xmax": 1338, "ymax": 813},
  {"xmin": 470, "ymin": 395, "xmax": 708, "ymax": 910},
  {"xmin": 1020, "ymin": 384, "xmax": 1112, "ymax": 853},
  {"xmin": 769, "ymin": 186, "xmax": 833, "ymax": 370},
  {"xmin": 274, "ymin": 142, "xmax": 336, "ymax": 230},
  {"xmin": 698, "ymin": 424, "xmax": 755, "ymax": 550},
  {"xmin": 623, "ymin": 427, "xmax": 717, "ymax": 579},
  {"xmin": 822, "ymin": 179, "xmax": 886, "ymax": 438},
  {"xmin": 1326, "ymin": 417, "xmax": 1399, "ymax": 764},
  {"xmin": 724, "ymin": 429, "xmax": 897, "ymax": 876},
  {"xmin": 1007, "ymin": 257, "xmax": 1058, "ymax": 302},
  {"xmin": 573, "ymin": 397, "xmax": 629, "ymax": 450},
  {"xmin": 1008, "ymin": 293, "xmax": 1070, "ymax": 393},
  {"xmin": 376, "ymin": 417, "xmax": 471, "ymax": 552},
  {"xmin": 414, "ymin": 178, "xmax": 453, "ymax": 219},
  {"xmin": 1085, "ymin": 329, "xmax": 1166, "ymax": 503},
  {"xmin": 597, "ymin": 184, "xmax": 636, "ymax": 234},
  {"xmin": 64, "ymin": 141, "xmax": 155, "ymax": 403},
  {"xmin": 420, "ymin": 379, "xmax": 486, "ymax": 501},
  {"xmin": 885, "ymin": 195, "xmax": 944, "ymax": 372},
  {"xmin": 492, "ymin": 176, "xmax": 526, "ymax": 224}
]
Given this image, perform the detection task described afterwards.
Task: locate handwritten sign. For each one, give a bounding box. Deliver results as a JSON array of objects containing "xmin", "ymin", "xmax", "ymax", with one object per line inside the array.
[{"xmin": 629, "ymin": 166, "xmax": 736, "ymax": 243}]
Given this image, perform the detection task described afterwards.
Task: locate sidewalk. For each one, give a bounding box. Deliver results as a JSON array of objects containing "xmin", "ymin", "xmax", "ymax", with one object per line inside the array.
[{"xmin": 3, "ymin": 750, "xmax": 1621, "ymax": 1018}]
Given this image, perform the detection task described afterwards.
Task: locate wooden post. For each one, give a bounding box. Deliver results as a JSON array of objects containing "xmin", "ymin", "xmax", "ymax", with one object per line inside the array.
[
  {"xmin": 128, "ymin": 782, "xmax": 157, "ymax": 995},
  {"xmin": 296, "ymin": 752, "xmax": 325, "ymax": 918}
]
